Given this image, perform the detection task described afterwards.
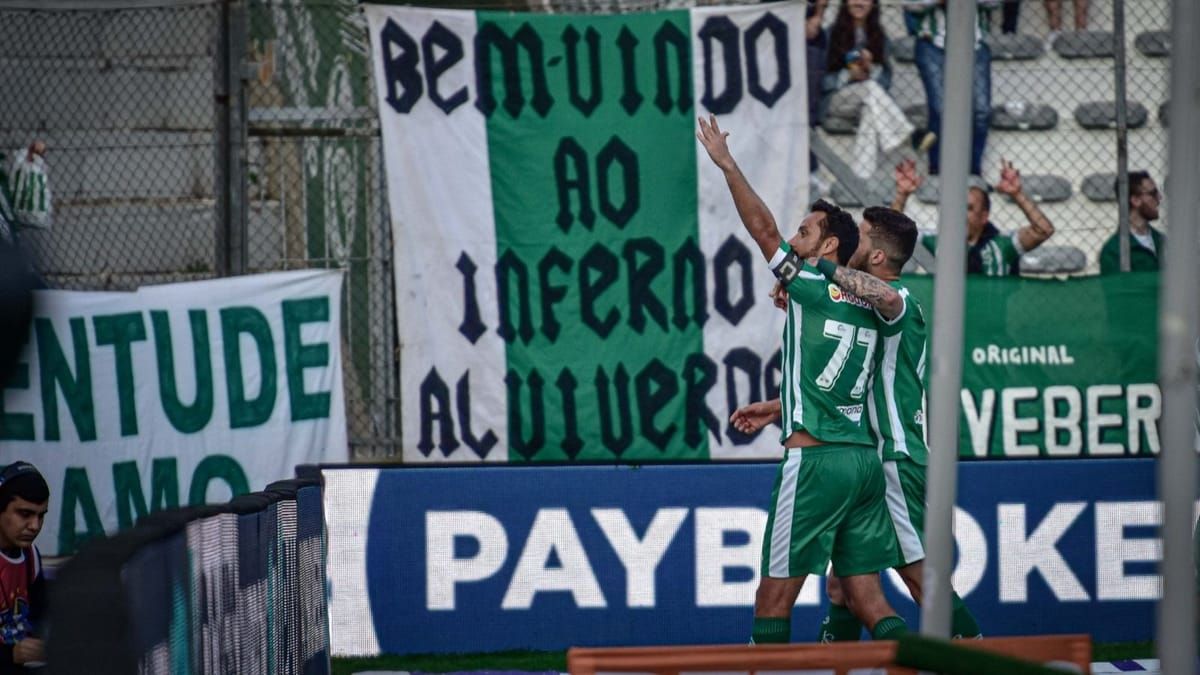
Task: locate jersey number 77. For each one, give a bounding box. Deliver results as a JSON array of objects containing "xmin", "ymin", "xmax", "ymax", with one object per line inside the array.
[{"xmin": 816, "ymin": 320, "xmax": 877, "ymax": 399}]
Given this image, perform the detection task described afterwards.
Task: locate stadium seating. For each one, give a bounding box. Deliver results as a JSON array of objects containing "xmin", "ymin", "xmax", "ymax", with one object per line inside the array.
[
  {"xmin": 1134, "ymin": 30, "xmax": 1170, "ymax": 57},
  {"xmin": 985, "ymin": 33, "xmax": 1045, "ymax": 60},
  {"xmin": 820, "ymin": 2, "xmax": 1169, "ymax": 275},
  {"xmin": 1019, "ymin": 244, "xmax": 1089, "ymax": 275},
  {"xmin": 990, "ymin": 102, "xmax": 1058, "ymax": 131},
  {"xmin": 1082, "ymin": 173, "xmax": 1119, "ymax": 202},
  {"xmin": 1052, "ymin": 30, "xmax": 1116, "ymax": 58},
  {"xmin": 1075, "ymin": 101, "xmax": 1149, "ymax": 129}
]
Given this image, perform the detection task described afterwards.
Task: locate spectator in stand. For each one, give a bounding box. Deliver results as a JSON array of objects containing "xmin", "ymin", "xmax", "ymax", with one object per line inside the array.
[
  {"xmin": 891, "ymin": 157, "xmax": 1056, "ymax": 275},
  {"xmin": 0, "ymin": 462, "xmax": 48, "ymax": 673},
  {"xmin": 1044, "ymin": 0, "xmax": 1088, "ymax": 43},
  {"xmin": 998, "ymin": 0, "xmax": 1020, "ymax": 34},
  {"xmin": 905, "ymin": 0, "xmax": 1000, "ymax": 178},
  {"xmin": 997, "ymin": 1, "xmax": 1089, "ymax": 41},
  {"xmin": 820, "ymin": 0, "xmax": 933, "ymax": 180},
  {"xmin": 1099, "ymin": 170, "xmax": 1164, "ymax": 274}
]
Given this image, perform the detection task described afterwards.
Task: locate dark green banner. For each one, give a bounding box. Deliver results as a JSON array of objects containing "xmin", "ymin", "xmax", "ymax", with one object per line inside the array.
[{"xmin": 905, "ymin": 272, "xmax": 1160, "ymax": 458}]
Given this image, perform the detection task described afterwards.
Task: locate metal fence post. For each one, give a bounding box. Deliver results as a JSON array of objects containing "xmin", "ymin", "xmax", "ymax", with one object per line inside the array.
[
  {"xmin": 921, "ymin": 0, "xmax": 976, "ymax": 640},
  {"xmin": 1113, "ymin": 0, "xmax": 1130, "ymax": 272},
  {"xmin": 215, "ymin": 0, "xmax": 249, "ymax": 277},
  {"xmin": 1155, "ymin": 0, "xmax": 1200, "ymax": 670}
]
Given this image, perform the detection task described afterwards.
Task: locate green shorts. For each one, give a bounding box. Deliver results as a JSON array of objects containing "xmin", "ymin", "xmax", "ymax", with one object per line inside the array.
[
  {"xmin": 883, "ymin": 457, "xmax": 927, "ymax": 567},
  {"xmin": 760, "ymin": 444, "xmax": 901, "ymax": 578}
]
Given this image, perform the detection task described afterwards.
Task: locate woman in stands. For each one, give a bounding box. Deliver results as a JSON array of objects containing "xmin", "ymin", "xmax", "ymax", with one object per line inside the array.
[{"xmin": 820, "ymin": 0, "xmax": 933, "ymax": 180}]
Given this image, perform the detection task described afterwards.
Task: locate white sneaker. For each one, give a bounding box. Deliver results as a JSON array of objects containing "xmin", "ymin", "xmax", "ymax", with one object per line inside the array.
[{"xmin": 1045, "ymin": 30, "xmax": 1060, "ymax": 52}]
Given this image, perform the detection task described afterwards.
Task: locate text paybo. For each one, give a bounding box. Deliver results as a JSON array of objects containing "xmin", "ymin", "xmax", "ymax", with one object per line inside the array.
[{"xmin": 425, "ymin": 501, "xmax": 1165, "ymax": 611}]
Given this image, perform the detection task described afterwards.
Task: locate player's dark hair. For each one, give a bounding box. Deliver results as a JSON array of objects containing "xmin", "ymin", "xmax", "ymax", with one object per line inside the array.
[
  {"xmin": 863, "ymin": 206, "xmax": 918, "ymax": 273},
  {"xmin": 0, "ymin": 462, "xmax": 48, "ymax": 510},
  {"xmin": 1119, "ymin": 170, "xmax": 1153, "ymax": 202},
  {"xmin": 969, "ymin": 185, "xmax": 990, "ymax": 212},
  {"xmin": 810, "ymin": 199, "xmax": 859, "ymax": 265}
]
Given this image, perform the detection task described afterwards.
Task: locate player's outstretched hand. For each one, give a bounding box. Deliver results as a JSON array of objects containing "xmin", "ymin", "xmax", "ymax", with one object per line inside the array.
[
  {"xmin": 770, "ymin": 281, "xmax": 788, "ymax": 311},
  {"xmin": 894, "ymin": 158, "xmax": 922, "ymax": 196},
  {"xmin": 697, "ymin": 114, "xmax": 736, "ymax": 172},
  {"xmin": 730, "ymin": 401, "xmax": 779, "ymax": 434}
]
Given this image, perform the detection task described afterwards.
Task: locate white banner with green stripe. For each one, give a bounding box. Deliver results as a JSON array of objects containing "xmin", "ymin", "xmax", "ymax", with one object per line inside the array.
[{"xmin": 366, "ymin": 1, "xmax": 808, "ymax": 462}]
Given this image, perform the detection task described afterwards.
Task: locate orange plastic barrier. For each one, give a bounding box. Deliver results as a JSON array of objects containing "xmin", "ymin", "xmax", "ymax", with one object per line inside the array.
[{"xmin": 568, "ymin": 634, "xmax": 1092, "ymax": 675}]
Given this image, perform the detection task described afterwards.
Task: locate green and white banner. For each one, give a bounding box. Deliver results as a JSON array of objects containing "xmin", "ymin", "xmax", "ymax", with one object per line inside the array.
[
  {"xmin": 0, "ymin": 271, "xmax": 348, "ymax": 555},
  {"xmin": 904, "ymin": 274, "xmax": 1162, "ymax": 460},
  {"xmin": 367, "ymin": 2, "xmax": 809, "ymax": 462}
]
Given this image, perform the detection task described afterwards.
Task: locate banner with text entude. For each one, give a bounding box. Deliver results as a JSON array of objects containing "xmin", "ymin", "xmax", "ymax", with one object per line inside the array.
[
  {"xmin": 367, "ymin": 2, "xmax": 809, "ymax": 462},
  {"xmin": 0, "ymin": 270, "xmax": 349, "ymax": 556}
]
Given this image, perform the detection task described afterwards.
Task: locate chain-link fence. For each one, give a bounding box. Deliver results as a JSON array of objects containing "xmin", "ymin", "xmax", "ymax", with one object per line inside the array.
[
  {"xmin": 817, "ymin": 0, "xmax": 1169, "ymax": 276},
  {"xmin": 0, "ymin": 2, "xmax": 221, "ymax": 289},
  {"xmin": 0, "ymin": 0, "xmax": 396, "ymax": 460},
  {"xmin": 0, "ymin": 0, "xmax": 1171, "ymax": 459},
  {"xmin": 245, "ymin": 0, "xmax": 396, "ymax": 459}
]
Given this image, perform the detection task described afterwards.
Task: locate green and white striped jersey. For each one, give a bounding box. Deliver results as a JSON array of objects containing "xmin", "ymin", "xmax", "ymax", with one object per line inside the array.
[
  {"xmin": 922, "ymin": 228, "xmax": 1023, "ymax": 276},
  {"xmin": 770, "ymin": 242, "xmax": 877, "ymax": 448},
  {"xmin": 866, "ymin": 282, "xmax": 929, "ymax": 465}
]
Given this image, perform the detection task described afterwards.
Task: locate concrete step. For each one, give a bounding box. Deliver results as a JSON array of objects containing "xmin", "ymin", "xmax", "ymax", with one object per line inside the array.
[
  {"xmin": 0, "ymin": 130, "xmax": 214, "ymax": 200},
  {"xmin": 22, "ymin": 198, "xmax": 284, "ymax": 276},
  {"xmin": 0, "ymin": 59, "xmax": 212, "ymax": 131},
  {"xmin": 0, "ymin": 6, "xmax": 213, "ymax": 61}
]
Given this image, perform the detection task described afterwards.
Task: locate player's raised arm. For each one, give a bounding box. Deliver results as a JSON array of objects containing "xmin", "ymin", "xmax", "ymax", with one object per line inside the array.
[
  {"xmin": 809, "ymin": 257, "xmax": 905, "ymax": 320},
  {"xmin": 696, "ymin": 114, "xmax": 783, "ymax": 261}
]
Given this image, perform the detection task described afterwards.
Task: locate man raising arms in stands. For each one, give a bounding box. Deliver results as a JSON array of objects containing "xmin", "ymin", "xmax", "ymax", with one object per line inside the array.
[
  {"xmin": 734, "ymin": 206, "xmax": 982, "ymax": 640},
  {"xmin": 892, "ymin": 158, "xmax": 1055, "ymax": 275},
  {"xmin": 697, "ymin": 114, "xmax": 908, "ymax": 644}
]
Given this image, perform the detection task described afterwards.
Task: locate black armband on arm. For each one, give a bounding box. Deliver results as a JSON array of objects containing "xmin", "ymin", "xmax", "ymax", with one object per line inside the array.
[{"xmin": 772, "ymin": 248, "xmax": 804, "ymax": 284}]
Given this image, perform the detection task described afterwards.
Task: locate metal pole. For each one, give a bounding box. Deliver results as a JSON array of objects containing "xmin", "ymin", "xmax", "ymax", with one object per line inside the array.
[
  {"xmin": 1113, "ymin": 0, "xmax": 1131, "ymax": 272},
  {"xmin": 1155, "ymin": 0, "xmax": 1200, "ymax": 670},
  {"xmin": 214, "ymin": 0, "xmax": 231, "ymax": 276},
  {"xmin": 228, "ymin": 0, "xmax": 249, "ymax": 275},
  {"xmin": 214, "ymin": 0, "xmax": 249, "ymax": 277},
  {"xmin": 921, "ymin": 0, "xmax": 977, "ymax": 639}
]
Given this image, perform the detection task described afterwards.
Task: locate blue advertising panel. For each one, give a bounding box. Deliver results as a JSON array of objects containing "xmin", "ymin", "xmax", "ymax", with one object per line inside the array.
[{"xmin": 325, "ymin": 459, "xmax": 1163, "ymax": 655}]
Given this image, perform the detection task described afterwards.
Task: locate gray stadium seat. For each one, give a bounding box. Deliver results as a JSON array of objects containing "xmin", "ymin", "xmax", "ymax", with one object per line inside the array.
[
  {"xmin": 915, "ymin": 176, "xmax": 940, "ymax": 204},
  {"xmin": 915, "ymin": 175, "xmax": 991, "ymax": 204},
  {"xmin": 1134, "ymin": 30, "xmax": 1170, "ymax": 57},
  {"xmin": 903, "ymin": 104, "xmax": 928, "ymax": 131},
  {"xmin": 983, "ymin": 33, "xmax": 1044, "ymax": 60},
  {"xmin": 1159, "ymin": 101, "xmax": 1168, "ymax": 127},
  {"xmin": 829, "ymin": 173, "xmax": 896, "ymax": 209},
  {"xmin": 829, "ymin": 181, "xmax": 863, "ymax": 207},
  {"xmin": 991, "ymin": 102, "xmax": 1058, "ymax": 131},
  {"xmin": 893, "ymin": 34, "xmax": 1041, "ymax": 62},
  {"xmin": 1074, "ymin": 101, "xmax": 1148, "ymax": 129},
  {"xmin": 1081, "ymin": 173, "xmax": 1117, "ymax": 202},
  {"xmin": 1019, "ymin": 245, "xmax": 1088, "ymax": 275},
  {"xmin": 1052, "ymin": 30, "xmax": 1115, "ymax": 58},
  {"xmin": 820, "ymin": 113, "xmax": 858, "ymax": 135},
  {"xmin": 1008, "ymin": 175, "xmax": 1072, "ymax": 203}
]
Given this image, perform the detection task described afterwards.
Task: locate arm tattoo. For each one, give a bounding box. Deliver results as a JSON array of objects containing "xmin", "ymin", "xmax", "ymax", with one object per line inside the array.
[{"xmin": 831, "ymin": 266, "xmax": 900, "ymax": 314}]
